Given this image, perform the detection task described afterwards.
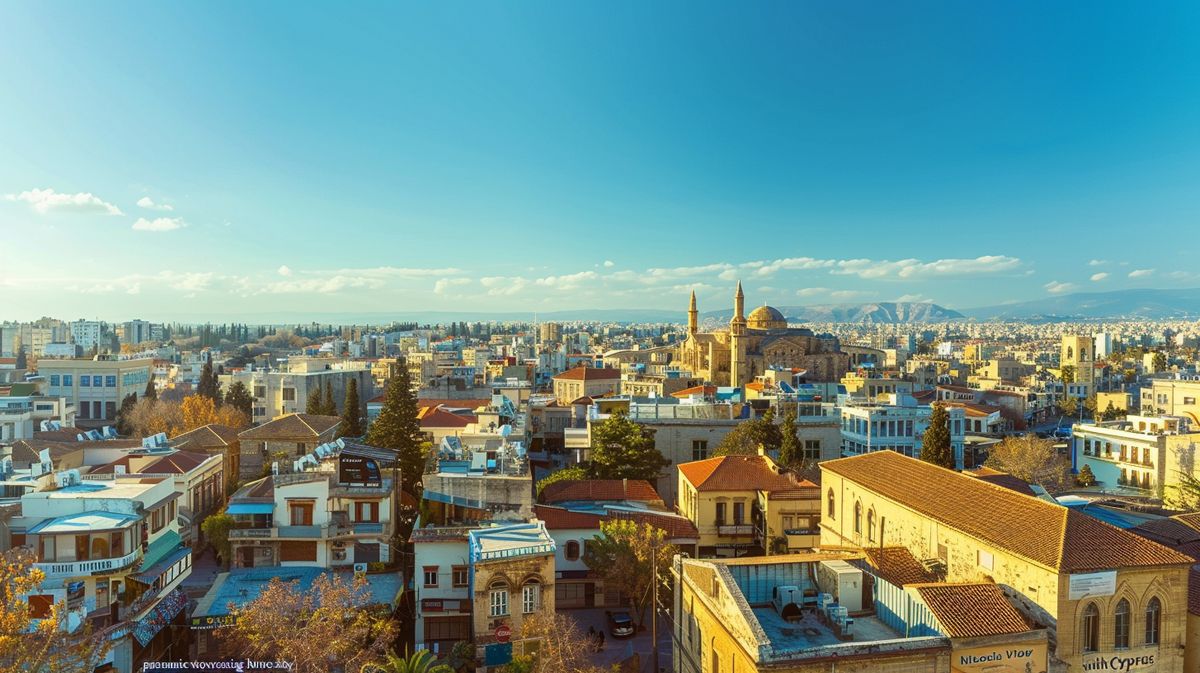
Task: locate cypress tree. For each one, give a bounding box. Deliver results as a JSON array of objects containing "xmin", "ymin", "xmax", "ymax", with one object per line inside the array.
[
  {"xmin": 323, "ymin": 380, "xmax": 336, "ymax": 416},
  {"xmin": 306, "ymin": 386, "xmax": 323, "ymax": 415},
  {"xmin": 15, "ymin": 346, "xmax": 27, "ymax": 369},
  {"xmin": 337, "ymin": 378, "xmax": 364, "ymax": 439},
  {"xmin": 365, "ymin": 358, "xmax": 426, "ymax": 494},
  {"xmin": 920, "ymin": 403, "xmax": 955, "ymax": 469},
  {"xmin": 144, "ymin": 374, "xmax": 158, "ymax": 402},
  {"xmin": 777, "ymin": 411, "xmax": 803, "ymax": 468}
]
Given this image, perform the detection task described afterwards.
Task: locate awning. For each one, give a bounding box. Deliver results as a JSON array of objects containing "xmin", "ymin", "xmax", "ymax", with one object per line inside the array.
[
  {"xmin": 133, "ymin": 546, "xmax": 191, "ymax": 584},
  {"xmin": 138, "ymin": 531, "xmax": 182, "ymax": 571},
  {"xmin": 132, "ymin": 587, "xmax": 188, "ymax": 646},
  {"xmin": 226, "ymin": 503, "xmax": 274, "ymax": 515}
]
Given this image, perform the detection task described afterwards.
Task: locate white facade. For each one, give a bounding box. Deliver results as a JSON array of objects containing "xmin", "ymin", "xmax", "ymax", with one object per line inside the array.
[
  {"xmin": 840, "ymin": 397, "xmax": 967, "ymax": 469},
  {"xmin": 70, "ymin": 320, "xmax": 104, "ymax": 349}
]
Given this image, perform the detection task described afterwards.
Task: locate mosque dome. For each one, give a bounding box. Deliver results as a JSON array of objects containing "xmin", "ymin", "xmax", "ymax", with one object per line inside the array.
[{"xmin": 747, "ymin": 305, "xmax": 787, "ymax": 330}]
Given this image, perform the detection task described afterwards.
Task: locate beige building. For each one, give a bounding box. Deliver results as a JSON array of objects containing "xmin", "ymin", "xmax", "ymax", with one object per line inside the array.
[
  {"xmin": 551, "ymin": 366, "xmax": 621, "ymax": 405},
  {"xmin": 220, "ymin": 359, "xmax": 374, "ymax": 425},
  {"xmin": 1140, "ymin": 378, "xmax": 1200, "ymax": 422},
  {"xmin": 821, "ymin": 451, "xmax": 1192, "ymax": 672},
  {"xmin": 37, "ymin": 356, "xmax": 152, "ymax": 426},
  {"xmin": 676, "ymin": 284, "xmax": 850, "ymax": 387},
  {"xmin": 236, "ymin": 413, "xmax": 340, "ymax": 482},
  {"xmin": 1061, "ymin": 335, "xmax": 1096, "ymax": 398},
  {"xmin": 677, "ymin": 453, "xmax": 820, "ymax": 557}
]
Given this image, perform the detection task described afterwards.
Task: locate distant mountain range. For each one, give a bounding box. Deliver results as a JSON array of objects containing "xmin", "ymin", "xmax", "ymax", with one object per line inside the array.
[
  {"xmin": 962, "ymin": 288, "xmax": 1200, "ymax": 320},
  {"xmin": 703, "ymin": 302, "xmax": 964, "ymax": 324}
]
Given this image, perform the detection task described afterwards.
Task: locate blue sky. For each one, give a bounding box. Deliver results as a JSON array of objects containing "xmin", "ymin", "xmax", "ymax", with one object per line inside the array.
[{"xmin": 2, "ymin": 2, "xmax": 1198, "ymax": 321}]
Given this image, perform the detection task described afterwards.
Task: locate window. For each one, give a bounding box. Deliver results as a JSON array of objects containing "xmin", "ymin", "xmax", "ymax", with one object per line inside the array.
[
  {"xmin": 854, "ymin": 501, "xmax": 862, "ymax": 534},
  {"xmin": 1145, "ymin": 597, "xmax": 1161, "ymax": 645},
  {"xmin": 867, "ymin": 509, "xmax": 876, "ymax": 542},
  {"xmin": 94, "ymin": 376, "xmax": 104, "ymax": 387},
  {"xmin": 423, "ymin": 566, "xmax": 439, "ymax": 588},
  {"xmin": 977, "ymin": 550, "xmax": 994, "ymax": 570},
  {"xmin": 80, "ymin": 375, "xmax": 90, "ymax": 386},
  {"xmin": 254, "ymin": 385, "xmax": 266, "ymax": 398},
  {"xmin": 733, "ymin": 501, "xmax": 745, "ymax": 525},
  {"xmin": 62, "ymin": 375, "xmax": 72, "ymax": 386},
  {"xmin": 452, "ymin": 566, "xmax": 468, "ymax": 587},
  {"xmin": 1185, "ymin": 397, "xmax": 1196, "ymax": 405},
  {"xmin": 522, "ymin": 581, "xmax": 540, "ymax": 614},
  {"xmin": 1082, "ymin": 602, "xmax": 1100, "ymax": 653},
  {"xmin": 489, "ymin": 584, "xmax": 509, "ymax": 617},
  {"xmin": 50, "ymin": 375, "xmax": 60, "ymax": 386},
  {"xmin": 712, "ymin": 648, "xmax": 720, "ymax": 673},
  {"xmin": 692, "ymin": 440, "xmax": 709, "ymax": 461},
  {"xmin": 105, "ymin": 375, "xmax": 116, "ymax": 387},
  {"xmin": 565, "ymin": 540, "xmax": 581, "ymax": 562},
  {"xmin": 1114, "ymin": 599, "xmax": 1130, "ymax": 649},
  {"xmin": 804, "ymin": 440, "xmax": 820, "ymax": 461},
  {"xmin": 827, "ymin": 489, "xmax": 835, "ymax": 519},
  {"xmin": 715, "ymin": 502, "xmax": 726, "ymax": 525},
  {"xmin": 289, "ymin": 500, "xmax": 314, "ymax": 526},
  {"xmin": 282, "ymin": 388, "xmax": 296, "ymax": 401}
]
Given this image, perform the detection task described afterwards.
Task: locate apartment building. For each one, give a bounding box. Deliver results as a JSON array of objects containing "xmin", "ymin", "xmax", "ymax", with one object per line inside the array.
[
  {"xmin": 37, "ymin": 357, "xmax": 152, "ymax": 426},
  {"xmin": 1073, "ymin": 414, "xmax": 1200, "ymax": 497},
  {"xmin": 1140, "ymin": 378, "xmax": 1200, "ymax": 422},
  {"xmin": 8, "ymin": 463, "xmax": 193, "ymax": 673},
  {"xmin": 0, "ymin": 393, "xmax": 75, "ymax": 441},
  {"xmin": 840, "ymin": 395, "xmax": 967, "ymax": 469},
  {"xmin": 551, "ymin": 366, "xmax": 621, "ymax": 405},
  {"xmin": 70, "ymin": 320, "xmax": 105, "ymax": 350},
  {"xmin": 220, "ymin": 358, "xmax": 374, "ymax": 424}
]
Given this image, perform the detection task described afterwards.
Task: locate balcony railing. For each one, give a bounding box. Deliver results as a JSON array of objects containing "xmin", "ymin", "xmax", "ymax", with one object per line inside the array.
[
  {"xmin": 35, "ymin": 549, "xmax": 142, "ymax": 578},
  {"xmin": 716, "ymin": 524, "xmax": 754, "ymax": 537}
]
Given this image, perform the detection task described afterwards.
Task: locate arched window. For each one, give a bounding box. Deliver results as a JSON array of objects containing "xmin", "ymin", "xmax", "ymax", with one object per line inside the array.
[
  {"xmin": 867, "ymin": 509, "xmax": 876, "ymax": 542},
  {"xmin": 565, "ymin": 540, "xmax": 581, "ymax": 562},
  {"xmin": 853, "ymin": 501, "xmax": 862, "ymax": 534},
  {"xmin": 827, "ymin": 489, "xmax": 835, "ymax": 519},
  {"xmin": 1145, "ymin": 597, "xmax": 1161, "ymax": 645},
  {"xmin": 489, "ymin": 580, "xmax": 509, "ymax": 617},
  {"xmin": 1082, "ymin": 603, "xmax": 1100, "ymax": 652},
  {"xmin": 1114, "ymin": 599, "xmax": 1131, "ymax": 649},
  {"xmin": 522, "ymin": 579, "xmax": 541, "ymax": 614}
]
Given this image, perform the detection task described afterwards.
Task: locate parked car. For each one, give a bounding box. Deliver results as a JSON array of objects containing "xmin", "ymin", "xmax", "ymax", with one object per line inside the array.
[{"xmin": 606, "ymin": 610, "xmax": 635, "ymax": 638}]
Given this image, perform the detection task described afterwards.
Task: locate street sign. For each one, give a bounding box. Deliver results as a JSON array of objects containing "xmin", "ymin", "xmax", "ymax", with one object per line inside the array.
[{"xmin": 495, "ymin": 624, "xmax": 512, "ymax": 643}]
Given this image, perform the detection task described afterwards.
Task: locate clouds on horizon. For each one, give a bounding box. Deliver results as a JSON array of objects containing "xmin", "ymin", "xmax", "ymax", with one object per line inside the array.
[{"xmin": 6, "ymin": 187, "xmax": 123, "ymax": 215}]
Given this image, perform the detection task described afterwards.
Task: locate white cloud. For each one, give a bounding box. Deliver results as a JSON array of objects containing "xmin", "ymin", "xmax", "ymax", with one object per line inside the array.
[
  {"xmin": 132, "ymin": 216, "xmax": 187, "ymax": 232},
  {"xmin": 1090, "ymin": 272, "xmax": 1109, "ymax": 282},
  {"xmin": 434, "ymin": 278, "xmax": 471, "ymax": 294},
  {"xmin": 831, "ymin": 255, "xmax": 1022, "ymax": 280},
  {"xmin": 7, "ymin": 187, "xmax": 122, "ymax": 215},
  {"xmin": 796, "ymin": 287, "xmax": 830, "ymax": 297},
  {"xmin": 136, "ymin": 196, "xmax": 174, "ymax": 211},
  {"xmin": 277, "ymin": 265, "xmax": 293, "ymax": 277},
  {"xmin": 746, "ymin": 257, "xmax": 835, "ymax": 278},
  {"xmin": 831, "ymin": 290, "xmax": 872, "ymax": 300},
  {"xmin": 893, "ymin": 293, "xmax": 929, "ymax": 302},
  {"xmin": 534, "ymin": 271, "xmax": 598, "ymax": 290},
  {"xmin": 1088, "ymin": 259, "xmax": 1108, "ymax": 266},
  {"xmin": 1044, "ymin": 281, "xmax": 1077, "ymax": 294},
  {"xmin": 1128, "ymin": 269, "xmax": 1155, "ymax": 278},
  {"xmin": 480, "ymin": 276, "xmax": 528, "ymax": 296},
  {"xmin": 603, "ymin": 260, "xmax": 615, "ymax": 268}
]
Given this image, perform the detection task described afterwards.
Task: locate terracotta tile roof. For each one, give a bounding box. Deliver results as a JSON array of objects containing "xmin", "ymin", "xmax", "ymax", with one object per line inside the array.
[
  {"xmin": 963, "ymin": 468, "xmax": 1038, "ymax": 498},
  {"xmin": 540, "ymin": 479, "xmax": 663, "ymax": 505},
  {"xmin": 172, "ymin": 423, "xmax": 240, "ymax": 448},
  {"xmin": 1130, "ymin": 517, "xmax": 1200, "ymax": 561},
  {"xmin": 671, "ymin": 385, "xmax": 717, "ymax": 398},
  {"xmin": 418, "ymin": 406, "xmax": 475, "ymax": 428},
  {"xmin": 860, "ymin": 547, "xmax": 938, "ymax": 587},
  {"xmin": 553, "ymin": 366, "xmax": 620, "ymax": 381},
  {"xmin": 89, "ymin": 450, "xmax": 213, "ymax": 475},
  {"xmin": 415, "ymin": 398, "xmax": 490, "ymax": 411},
  {"xmin": 33, "ymin": 429, "xmax": 88, "ymax": 442},
  {"xmin": 941, "ymin": 401, "xmax": 1002, "ymax": 418},
  {"xmin": 533, "ymin": 505, "xmax": 699, "ymax": 539},
  {"xmin": 533, "ymin": 505, "xmax": 604, "ymax": 529},
  {"xmin": 744, "ymin": 382, "xmax": 765, "ymax": 392},
  {"xmin": 914, "ymin": 584, "xmax": 1031, "ymax": 637},
  {"xmin": 238, "ymin": 413, "xmax": 340, "ymax": 440},
  {"xmin": 608, "ymin": 509, "xmax": 700, "ymax": 539},
  {"xmin": 911, "ymin": 390, "xmax": 937, "ymax": 404},
  {"xmin": 679, "ymin": 455, "xmax": 817, "ymax": 497},
  {"xmin": 1190, "ymin": 568, "xmax": 1200, "ymax": 617},
  {"xmin": 823, "ymin": 451, "xmax": 1193, "ymax": 572}
]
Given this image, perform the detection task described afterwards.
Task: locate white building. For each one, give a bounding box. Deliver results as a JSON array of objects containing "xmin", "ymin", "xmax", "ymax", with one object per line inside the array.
[
  {"xmin": 840, "ymin": 394, "xmax": 967, "ymax": 469},
  {"xmin": 1072, "ymin": 414, "xmax": 1200, "ymax": 495},
  {"xmin": 70, "ymin": 320, "xmax": 104, "ymax": 350}
]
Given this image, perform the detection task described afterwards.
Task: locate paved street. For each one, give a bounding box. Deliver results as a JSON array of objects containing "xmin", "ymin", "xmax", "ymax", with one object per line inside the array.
[{"xmin": 567, "ymin": 608, "xmax": 672, "ymax": 673}]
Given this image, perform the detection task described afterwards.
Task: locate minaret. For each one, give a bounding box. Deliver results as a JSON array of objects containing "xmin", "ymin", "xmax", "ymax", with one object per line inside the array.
[
  {"xmin": 688, "ymin": 290, "xmax": 698, "ymax": 335},
  {"xmin": 729, "ymin": 281, "xmax": 747, "ymax": 387}
]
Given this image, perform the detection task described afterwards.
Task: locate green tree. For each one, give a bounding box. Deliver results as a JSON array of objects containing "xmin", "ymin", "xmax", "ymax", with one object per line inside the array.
[
  {"xmin": 776, "ymin": 411, "xmax": 803, "ymax": 468},
  {"xmin": 365, "ymin": 649, "xmax": 453, "ymax": 673},
  {"xmin": 201, "ymin": 511, "xmax": 235, "ymax": 569},
  {"xmin": 1076, "ymin": 463, "xmax": 1097, "ymax": 487},
  {"xmin": 920, "ymin": 403, "xmax": 955, "ymax": 469},
  {"xmin": 587, "ymin": 412, "xmax": 669, "ymax": 481},
  {"xmin": 984, "ymin": 434, "xmax": 1072, "ymax": 491},
  {"xmin": 306, "ymin": 386, "xmax": 324, "ymax": 415},
  {"xmin": 224, "ymin": 381, "xmax": 254, "ymax": 420},
  {"xmin": 714, "ymin": 409, "xmax": 783, "ymax": 457},
  {"xmin": 1153, "ymin": 352, "xmax": 1168, "ymax": 372},
  {"xmin": 115, "ymin": 393, "xmax": 138, "ymax": 436},
  {"xmin": 1060, "ymin": 365, "xmax": 1076, "ymax": 385},
  {"xmin": 1058, "ymin": 395, "xmax": 1078, "ymax": 417},
  {"xmin": 584, "ymin": 520, "xmax": 676, "ymax": 628},
  {"xmin": 143, "ymin": 373, "xmax": 158, "ymax": 402},
  {"xmin": 365, "ymin": 358, "xmax": 427, "ymax": 494},
  {"xmin": 1167, "ymin": 470, "xmax": 1200, "ymax": 509},
  {"xmin": 197, "ymin": 353, "xmax": 222, "ymax": 406},
  {"xmin": 535, "ymin": 465, "xmax": 587, "ymax": 495},
  {"xmin": 337, "ymin": 378, "xmax": 364, "ymax": 438},
  {"xmin": 323, "ymin": 380, "xmax": 336, "ymax": 416},
  {"xmin": 14, "ymin": 345, "xmax": 26, "ymax": 369}
]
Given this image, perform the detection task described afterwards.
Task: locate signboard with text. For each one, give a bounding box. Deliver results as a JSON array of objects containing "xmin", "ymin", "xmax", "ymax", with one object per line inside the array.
[
  {"xmin": 338, "ymin": 454, "xmax": 382, "ymax": 486},
  {"xmin": 953, "ymin": 640, "xmax": 1047, "ymax": 673},
  {"xmin": 1069, "ymin": 571, "xmax": 1117, "ymax": 600},
  {"xmin": 1082, "ymin": 648, "xmax": 1156, "ymax": 672}
]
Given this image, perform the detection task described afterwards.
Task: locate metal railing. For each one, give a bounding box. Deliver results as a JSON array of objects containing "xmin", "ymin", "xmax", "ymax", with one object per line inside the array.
[{"xmin": 35, "ymin": 548, "xmax": 142, "ymax": 578}]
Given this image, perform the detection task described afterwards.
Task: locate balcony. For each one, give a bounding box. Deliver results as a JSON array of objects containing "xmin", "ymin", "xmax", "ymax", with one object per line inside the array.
[
  {"xmin": 716, "ymin": 524, "xmax": 754, "ymax": 537},
  {"xmin": 35, "ymin": 548, "xmax": 142, "ymax": 579},
  {"xmin": 229, "ymin": 524, "xmax": 343, "ymax": 539}
]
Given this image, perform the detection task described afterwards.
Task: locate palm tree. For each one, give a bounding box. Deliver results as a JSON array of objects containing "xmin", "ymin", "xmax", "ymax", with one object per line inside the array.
[{"xmin": 362, "ymin": 649, "xmax": 453, "ymax": 673}]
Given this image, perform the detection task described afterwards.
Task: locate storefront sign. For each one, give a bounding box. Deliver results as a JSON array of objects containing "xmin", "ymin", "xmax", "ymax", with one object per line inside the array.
[
  {"xmin": 1082, "ymin": 650, "xmax": 1156, "ymax": 672},
  {"xmin": 953, "ymin": 640, "xmax": 1047, "ymax": 673},
  {"xmin": 422, "ymin": 599, "xmax": 444, "ymax": 612},
  {"xmin": 190, "ymin": 614, "xmax": 238, "ymax": 630},
  {"xmin": 1069, "ymin": 571, "xmax": 1117, "ymax": 600}
]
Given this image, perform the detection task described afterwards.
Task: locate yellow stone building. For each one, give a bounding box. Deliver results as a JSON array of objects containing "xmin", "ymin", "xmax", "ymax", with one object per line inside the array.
[
  {"xmin": 676, "ymin": 284, "xmax": 850, "ymax": 388},
  {"xmin": 820, "ymin": 451, "xmax": 1193, "ymax": 672}
]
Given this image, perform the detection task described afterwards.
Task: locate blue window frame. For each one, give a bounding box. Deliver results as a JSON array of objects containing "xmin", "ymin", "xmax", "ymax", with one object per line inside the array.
[
  {"xmin": 63, "ymin": 375, "xmax": 72, "ymax": 386},
  {"xmin": 80, "ymin": 375, "xmax": 90, "ymax": 386},
  {"xmin": 105, "ymin": 376, "xmax": 116, "ymax": 387},
  {"xmin": 50, "ymin": 375, "xmax": 60, "ymax": 386},
  {"xmin": 94, "ymin": 376, "xmax": 104, "ymax": 387}
]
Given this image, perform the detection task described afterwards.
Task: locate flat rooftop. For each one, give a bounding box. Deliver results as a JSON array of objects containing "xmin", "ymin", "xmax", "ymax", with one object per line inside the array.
[
  {"xmin": 752, "ymin": 607, "xmax": 901, "ymax": 651},
  {"xmin": 193, "ymin": 566, "xmax": 404, "ymax": 618}
]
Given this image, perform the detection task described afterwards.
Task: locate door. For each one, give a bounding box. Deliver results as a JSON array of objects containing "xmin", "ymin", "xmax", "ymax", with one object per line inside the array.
[{"xmin": 239, "ymin": 546, "xmax": 255, "ymax": 568}]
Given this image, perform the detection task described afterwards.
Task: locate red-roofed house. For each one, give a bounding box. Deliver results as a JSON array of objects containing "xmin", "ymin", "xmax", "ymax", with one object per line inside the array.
[
  {"xmin": 418, "ymin": 405, "xmax": 478, "ymax": 445},
  {"xmin": 677, "ymin": 453, "xmax": 820, "ymax": 557},
  {"xmin": 552, "ymin": 367, "xmax": 621, "ymax": 405}
]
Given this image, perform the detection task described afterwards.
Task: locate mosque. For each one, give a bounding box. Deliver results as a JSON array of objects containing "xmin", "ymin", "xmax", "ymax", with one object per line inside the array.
[{"xmin": 675, "ymin": 282, "xmax": 851, "ymax": 387}]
